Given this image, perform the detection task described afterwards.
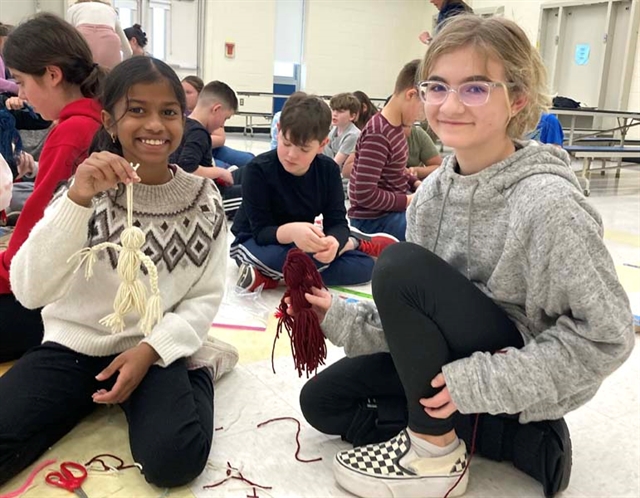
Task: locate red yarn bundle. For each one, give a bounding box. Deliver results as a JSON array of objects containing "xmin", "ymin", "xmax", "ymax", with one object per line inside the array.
[{"xmin": 273, "ymin": 248, "xmax": 326, "ymax": 378}]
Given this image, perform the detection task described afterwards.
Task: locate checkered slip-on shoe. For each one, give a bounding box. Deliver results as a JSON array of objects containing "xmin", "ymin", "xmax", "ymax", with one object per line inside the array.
[{"xmin": 333, "ymin": 429, "xmax": 468, "ymax": 498}]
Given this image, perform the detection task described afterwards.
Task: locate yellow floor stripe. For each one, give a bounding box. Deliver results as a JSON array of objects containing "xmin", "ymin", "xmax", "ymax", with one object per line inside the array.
[
  {"xmin": 211, "ymin": 313, "xmax": 293, "ymax": 364},
  {"xmin": 604, "ymin": 229, "xmax": 640, "ymax": 248},
  {"xmin": 616, "ymin": 264, "xmax": 640, "ymax": 293}
]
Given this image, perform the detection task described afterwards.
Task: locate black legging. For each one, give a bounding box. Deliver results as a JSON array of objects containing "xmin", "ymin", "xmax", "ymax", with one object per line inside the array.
[
  {"xmin": 300, "ymin": 242, "xmax": 524, "ymax": 441},
  {"xmin": 0, "ymin": 293, "xmax": 44, "ymax": 363}
]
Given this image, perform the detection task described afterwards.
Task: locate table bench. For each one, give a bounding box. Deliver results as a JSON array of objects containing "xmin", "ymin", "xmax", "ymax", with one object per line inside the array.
[{"xmin": 563, "ymin": 145, "xmax": 640, "ymax": 195}]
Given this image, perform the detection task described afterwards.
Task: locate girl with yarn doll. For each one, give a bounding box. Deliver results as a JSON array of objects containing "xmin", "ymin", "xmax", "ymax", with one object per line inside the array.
[
  {"xmin": 0, "ymin": 56, "xmax": 237, "ymax": 488},
  {"xmin": 294, "ymin": 15, "xmax": 634, "ymax": 498},
  {"xmin": 0, "ymin": 13, "xmax": 105, "ymax": 362}
]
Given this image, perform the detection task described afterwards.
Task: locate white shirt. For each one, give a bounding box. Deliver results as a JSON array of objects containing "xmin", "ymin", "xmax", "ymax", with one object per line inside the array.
[{"xmin": 66, "ymin": 2, "xmax": 133, "ymax": 59}]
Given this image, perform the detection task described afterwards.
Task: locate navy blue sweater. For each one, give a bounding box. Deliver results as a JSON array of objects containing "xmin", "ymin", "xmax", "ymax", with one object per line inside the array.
[{"xmin": 231, "ymin": 149, "xmax": 349, "ymax": 250}]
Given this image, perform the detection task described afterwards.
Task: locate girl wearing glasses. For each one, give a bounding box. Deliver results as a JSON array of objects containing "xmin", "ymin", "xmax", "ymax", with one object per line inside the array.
[{"xmin": 296, "ymin": 15, "xmax": 634, "ymax": 498}]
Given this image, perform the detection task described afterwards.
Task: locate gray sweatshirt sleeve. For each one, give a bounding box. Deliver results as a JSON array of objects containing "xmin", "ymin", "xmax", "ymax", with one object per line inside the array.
[
  {"xmin": 442, "ymin": 196, "xmax": 635, "ymax": 421},
  {"xmin": 321, "ymin": 294, "xmax": 389, "ymax": 356}
]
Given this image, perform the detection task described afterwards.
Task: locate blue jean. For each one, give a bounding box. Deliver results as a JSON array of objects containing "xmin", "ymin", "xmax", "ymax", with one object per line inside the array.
[
  {"xmin": 350, "ymin": 212, "xmax": 407, "ymax": 241},
  {"xmin": 230, "ymin": 235, "xmax": 375, "ymax": 286},
  {"xmin": 212, "ymin": 146, "xmax": 255, "ymax": 169}
]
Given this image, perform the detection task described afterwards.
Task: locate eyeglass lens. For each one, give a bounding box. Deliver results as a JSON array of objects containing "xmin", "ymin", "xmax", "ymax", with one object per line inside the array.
[{"xmin": 419, "ymin": 82, "xmax": 492, "ymax": 106}]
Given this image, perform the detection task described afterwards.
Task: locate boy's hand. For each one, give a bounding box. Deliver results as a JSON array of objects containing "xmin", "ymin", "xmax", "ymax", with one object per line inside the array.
[
  {"xmin": 413, "ymin": 180, "xmax": 422, "ymax": 190},
  {"xmin": 406, "ymin": 193, "xmax": 415, "ymax": 207},
  {"xmin": 288, "ymin": 222, "xmax": 327, "ymax": 253},
  {"xmin": 93, "ymin": 343, "xmax": 160, "ymax": 404},
  {"xmin": 68, "ymin": 152, "xmax": 140, "ymax": 207},
  {"xmin": 216, "ymin": 167, "xmax": 234, "ymax": 185},
  {"xmin": 285, "ymin": 286, "xmax": 332, "ymax": 323},
  {"xmin": 313, "ymin": 235, "xmax": 339, "ymax": 264}
]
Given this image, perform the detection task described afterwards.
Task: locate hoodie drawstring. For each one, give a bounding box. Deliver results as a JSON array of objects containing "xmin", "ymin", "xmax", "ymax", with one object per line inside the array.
[
  {"xmin": 432, "ymin": 178, "xmax": 454, "ymax": 254},
  {"xmin": 466, "ymin": 181, "xmax": 480, "ymax": 279}
]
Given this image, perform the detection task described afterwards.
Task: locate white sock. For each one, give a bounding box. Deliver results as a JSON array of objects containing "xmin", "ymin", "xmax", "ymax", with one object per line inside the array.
[{"xmin": 407, "ymin": 429, "xmax": 459, "ymax": 458}]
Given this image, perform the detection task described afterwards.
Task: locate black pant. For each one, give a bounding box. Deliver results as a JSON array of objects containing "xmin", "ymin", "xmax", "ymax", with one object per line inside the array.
[
  {"xmin": 0, "ymin": 342, "xmax": 214, "ymax": 488},
  {"xmin": 0, "ymin": 293, "xmax": 44, "ymax": 363},
  {"xmin": 300, "ymin": 242, "xmax": 524, "ymax": 442}
]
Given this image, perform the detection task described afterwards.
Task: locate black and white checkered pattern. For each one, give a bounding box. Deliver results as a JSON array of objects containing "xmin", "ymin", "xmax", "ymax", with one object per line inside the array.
[
  {"xmin": 336, "ymin": 430, "xmax": 412, "ymax": 477},
  {"xmin": 336, "ymin": 429, "xmax": 469, "ymax": 480},
  {"xmin": 450, "ymin": 456, "xmax": 466, "ymax": 474}
]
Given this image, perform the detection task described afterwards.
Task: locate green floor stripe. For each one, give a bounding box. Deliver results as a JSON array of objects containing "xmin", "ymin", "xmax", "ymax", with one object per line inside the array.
[{"xmin": 329, "ymin": 286, "xmax": 373, "ymax": 299}]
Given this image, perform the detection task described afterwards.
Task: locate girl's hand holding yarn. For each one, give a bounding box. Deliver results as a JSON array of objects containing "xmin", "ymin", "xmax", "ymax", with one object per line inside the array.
[
  {"xmin": 284, "ymin": 286, "xmax": 332, "ymax": 324},
  {"xmin": 69, "ymin": 151, "xmax": 140, "ymax": 207}
]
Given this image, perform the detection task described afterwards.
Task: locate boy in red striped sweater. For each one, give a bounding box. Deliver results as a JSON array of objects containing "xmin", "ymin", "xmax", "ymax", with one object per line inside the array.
[{"xmin": 348, "ymin": 60, "xmax": 423, "ymax": 241}]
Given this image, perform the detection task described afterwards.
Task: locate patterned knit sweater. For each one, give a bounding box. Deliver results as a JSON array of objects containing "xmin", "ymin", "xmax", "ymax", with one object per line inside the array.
[{"xmin": 10, "ymin": 167, "xmax": 227, "ymax": 366}]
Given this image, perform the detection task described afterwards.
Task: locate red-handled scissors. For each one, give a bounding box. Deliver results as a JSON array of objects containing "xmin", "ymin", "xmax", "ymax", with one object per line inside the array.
[{"xmin": 45, "ymin": 461, "xmax": 89, "ymax": 498}]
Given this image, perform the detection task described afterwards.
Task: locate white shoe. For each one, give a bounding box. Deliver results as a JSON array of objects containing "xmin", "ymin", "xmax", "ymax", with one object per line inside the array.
[
  {"xmin": 187, "ymin": 335, "xmax": 239, "ymax": 382},
  {"xmin": 333, "ymin": 429, "xmax": 468, "ymax": 498}
]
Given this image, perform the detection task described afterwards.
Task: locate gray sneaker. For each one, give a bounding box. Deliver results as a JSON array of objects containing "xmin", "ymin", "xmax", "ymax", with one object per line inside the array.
[{"xmin": 187, "ymin": 335, "xmax": 239, "ymax": 382}]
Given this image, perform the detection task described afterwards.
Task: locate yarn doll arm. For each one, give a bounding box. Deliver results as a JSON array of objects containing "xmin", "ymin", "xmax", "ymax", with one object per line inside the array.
[
  {"xmin": 142, "ymin": 214, "xmax": 228, "ymax": 367},
  {"xmin": 321, "ymin": 294, "xmax": 389, "ymax": 357},
  {"xmin": 10, "ymin": 191, "xmax": 95, "ymax": 309}
]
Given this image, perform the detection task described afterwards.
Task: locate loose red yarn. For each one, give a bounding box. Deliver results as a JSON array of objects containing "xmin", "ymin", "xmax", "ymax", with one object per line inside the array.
[{"xmin": 273, "ymin": 248, "xmax": 326, "ymax": 378}]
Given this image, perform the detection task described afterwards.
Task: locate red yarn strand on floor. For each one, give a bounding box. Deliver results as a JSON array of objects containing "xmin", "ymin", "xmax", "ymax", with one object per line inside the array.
[
  {"xmin": 202, "ymin": 461, "xmax": 272, "ymax": 491},
  {"xmin": 257, "ymin": 417, "xmax": 322, "ymax": 463},
  {"xmin": 84, "ymin": 453, "xmax": 140, "ymax": 472},
  {"xmin": 273, "ymin": 249, "xmax": 327, "ymax": 378}
]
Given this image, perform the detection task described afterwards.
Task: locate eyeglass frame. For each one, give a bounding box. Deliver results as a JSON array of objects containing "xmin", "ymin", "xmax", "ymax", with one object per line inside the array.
[{"xmin": 416, "ymin": 80, "xmax": 516, "ymax": 107}]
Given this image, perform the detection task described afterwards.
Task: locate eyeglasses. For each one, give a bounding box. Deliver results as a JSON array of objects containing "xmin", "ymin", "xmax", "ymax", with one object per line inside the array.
[{"xmin": 417, "ymin": 80, "xmax": 511, "ymax": 107}]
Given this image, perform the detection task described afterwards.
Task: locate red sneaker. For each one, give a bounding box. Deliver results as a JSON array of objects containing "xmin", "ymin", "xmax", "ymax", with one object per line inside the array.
[
  {"xmin": 350, "ymin": 227, "xmax": 399, "ymax": 258},
  {"xmin": 236, "ymin": 263, "xmax": 279, "ymax": 292}
]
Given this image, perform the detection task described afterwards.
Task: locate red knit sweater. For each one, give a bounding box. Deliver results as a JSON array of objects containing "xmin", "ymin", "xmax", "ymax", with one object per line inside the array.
[{"xmin": 0, "ymin": 98, "xmax": 102, "ymax": 294}]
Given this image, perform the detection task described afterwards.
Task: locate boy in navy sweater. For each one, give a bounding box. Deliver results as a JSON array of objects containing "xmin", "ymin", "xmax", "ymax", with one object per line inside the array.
[{"xmin": 231, "ymin": 93, "xmax": 395, "ymax": 291}]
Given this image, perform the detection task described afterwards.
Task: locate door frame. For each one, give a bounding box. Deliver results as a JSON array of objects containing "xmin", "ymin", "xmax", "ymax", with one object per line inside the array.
[{"xmin": 538, "ymin": 0, "xmax": 639, "ymax": 110}]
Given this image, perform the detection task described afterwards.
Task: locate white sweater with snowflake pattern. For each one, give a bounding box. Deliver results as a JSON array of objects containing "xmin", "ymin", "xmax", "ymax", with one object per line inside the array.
[{"xmin": 10, "ymin": 167, "xmax": 227, "ymax": 366}]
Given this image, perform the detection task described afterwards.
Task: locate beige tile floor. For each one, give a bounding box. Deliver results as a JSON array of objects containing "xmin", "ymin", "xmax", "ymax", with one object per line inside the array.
[{"xmin": 1, "ymin": 134, "xmax": 638, "ymax": 498}]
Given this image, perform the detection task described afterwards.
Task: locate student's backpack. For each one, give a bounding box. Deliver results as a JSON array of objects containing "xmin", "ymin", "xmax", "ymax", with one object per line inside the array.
[
  {"xmin": 0, "ymin": 107, "xmax": 23, "ymax": 179},
  {"xmin": 552, "ymin": 96, "xmax": 581, "ymax": 109}
]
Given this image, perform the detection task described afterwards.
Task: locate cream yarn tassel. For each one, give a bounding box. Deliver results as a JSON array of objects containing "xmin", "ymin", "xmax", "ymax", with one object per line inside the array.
[{"xmin": 68, "ymin": 164, "xmax": 163, "ymax": 336}]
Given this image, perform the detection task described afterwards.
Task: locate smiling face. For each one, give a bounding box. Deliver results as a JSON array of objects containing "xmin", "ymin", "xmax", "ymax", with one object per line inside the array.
[
  {"xmin": 424, "ymin": 45, "xmax": 520, "ymax": 154},
  {"xmin": 104, "ymin": 80, "xmax": 184, "ymax": 171}
]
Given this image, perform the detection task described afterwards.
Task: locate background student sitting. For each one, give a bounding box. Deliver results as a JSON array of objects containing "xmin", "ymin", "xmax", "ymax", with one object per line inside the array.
[
  {"xmin": 169, "ymin": 80, "xmax": 242, "ymax": 192},
  {"xmin": 348, "ymin": 60, "xmax": 423, "ymax": 241},
  {"xmin": 169, "ymin": 80, "xmax": 245, "ymax": 219},
  {"xmin": 230, "ymin": 93, "xmax": 395, "ymax": 292},
  {"xmin": 323, "ymin": 92, "xmax": 361, "ymax": 176},
  {"xmin": 405, "ymin": 125, "xmax": 442, "ymax": 179}
]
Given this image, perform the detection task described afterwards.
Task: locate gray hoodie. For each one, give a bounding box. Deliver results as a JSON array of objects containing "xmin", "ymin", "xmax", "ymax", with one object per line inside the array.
[{"xmin": 322, "ymin": 141, "xmax": 635, "ymax": 423}]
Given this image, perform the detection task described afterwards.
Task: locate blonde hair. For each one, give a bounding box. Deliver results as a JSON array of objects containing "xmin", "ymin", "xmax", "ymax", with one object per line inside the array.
[{"xmin": 421, "ymin": 15, "xmax": 551, "ymax": 138}]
